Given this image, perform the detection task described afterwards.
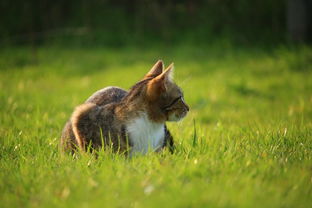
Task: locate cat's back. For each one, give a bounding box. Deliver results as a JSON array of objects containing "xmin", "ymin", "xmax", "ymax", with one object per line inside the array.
[{"xmin": 86, "ymin": 86, "xmax": 127, "ymax": 106}]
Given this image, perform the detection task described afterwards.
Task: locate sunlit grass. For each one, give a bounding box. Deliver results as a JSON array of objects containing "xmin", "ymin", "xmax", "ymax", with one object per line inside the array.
[{"xmin": 0, "ymin": 44, "xmax": 312, "ymax": 208}]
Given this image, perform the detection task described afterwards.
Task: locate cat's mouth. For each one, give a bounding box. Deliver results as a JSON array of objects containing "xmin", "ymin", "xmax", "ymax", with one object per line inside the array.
[{"xmin": 167, "ymin": 109, "xmax": 188, "ymax": 122}]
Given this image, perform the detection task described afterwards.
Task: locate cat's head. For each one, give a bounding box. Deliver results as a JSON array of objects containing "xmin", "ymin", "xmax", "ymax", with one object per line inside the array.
[{"xmin": 143, "ymin": 60, "xmax": 189, "ymax": 122}]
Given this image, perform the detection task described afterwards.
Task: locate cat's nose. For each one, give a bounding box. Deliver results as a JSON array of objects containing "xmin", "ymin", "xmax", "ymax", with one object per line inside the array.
[
  {"xmin": 181, "ymin": 97, "xmax": 189, "ymax": 112},
  {"xmin": 185, "ymin": 104, "xmax": 189, "ymax": 112}
]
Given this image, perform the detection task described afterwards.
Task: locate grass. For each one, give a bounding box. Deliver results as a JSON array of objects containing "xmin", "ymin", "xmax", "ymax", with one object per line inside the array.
[{"xmin": 0, "ymin": 43, "xmax": 312, "ymax": 208}]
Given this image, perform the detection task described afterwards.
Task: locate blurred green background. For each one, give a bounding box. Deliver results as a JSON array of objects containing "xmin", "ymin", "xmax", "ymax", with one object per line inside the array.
[{"xmin": 1, "ymin": 0, "xmax": 311, "ymax": 47}]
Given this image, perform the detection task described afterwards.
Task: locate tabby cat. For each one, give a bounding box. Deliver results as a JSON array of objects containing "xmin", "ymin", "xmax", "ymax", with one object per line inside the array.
[{"xmin": 60, "ymin": 60, "xmax": 189, "ymax": 156}]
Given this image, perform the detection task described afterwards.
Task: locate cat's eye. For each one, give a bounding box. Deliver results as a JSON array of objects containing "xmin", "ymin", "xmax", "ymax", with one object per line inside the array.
[{"xmin": 163, "ymin": 96, "xmax": 182, "ymax": 110}]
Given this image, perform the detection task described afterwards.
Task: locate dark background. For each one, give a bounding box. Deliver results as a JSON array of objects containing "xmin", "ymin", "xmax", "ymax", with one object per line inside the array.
[{"xmin": 1, "ymin": 0, "xmax": 311, "ymax": 46}]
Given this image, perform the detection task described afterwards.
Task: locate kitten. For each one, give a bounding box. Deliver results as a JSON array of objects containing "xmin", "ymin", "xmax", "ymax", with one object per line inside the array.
[{"xmin": 60, "ymin": 60, "xmax": 189, "ymax": 155}]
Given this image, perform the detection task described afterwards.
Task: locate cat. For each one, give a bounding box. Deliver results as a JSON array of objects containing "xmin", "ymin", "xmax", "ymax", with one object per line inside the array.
[{"xmin": 60, "ymin": 60, "xmax": 189, "ymax": 156}]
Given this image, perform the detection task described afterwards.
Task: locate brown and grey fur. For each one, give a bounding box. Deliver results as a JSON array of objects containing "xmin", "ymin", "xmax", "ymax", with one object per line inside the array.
[{"xmin": 60, "ymin": 60, "xmax": 188, "ymax": 155}]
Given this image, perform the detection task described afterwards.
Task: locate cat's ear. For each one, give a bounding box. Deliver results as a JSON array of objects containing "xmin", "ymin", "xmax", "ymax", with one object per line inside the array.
[
  {"xmin": 146, "ymin": 63, "xmax": 174, "ymax": 100},
  {"xmin": 144, "ymin": 60, "xmax": 164, "ymax": 79},
  {"xmin": 160, "ymin": 63, "xmax": 174, "ymax": 82}
]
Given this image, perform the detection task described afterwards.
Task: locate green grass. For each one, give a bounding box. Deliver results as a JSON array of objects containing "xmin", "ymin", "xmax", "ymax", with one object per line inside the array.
[{"xmin": 0, "ymin": 43, "xmax": 312, "ymax": 208}]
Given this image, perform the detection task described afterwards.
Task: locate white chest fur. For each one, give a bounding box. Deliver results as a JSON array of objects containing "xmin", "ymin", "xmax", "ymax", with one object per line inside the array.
[{"xmin": 126, "ymin": 113, "xmax": 165, "ymax": 155}]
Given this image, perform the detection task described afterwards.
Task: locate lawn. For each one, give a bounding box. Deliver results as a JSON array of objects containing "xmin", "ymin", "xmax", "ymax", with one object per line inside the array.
[{"xmin": 0, "ymin": 43, "xmax": 312, "ymax": 208}]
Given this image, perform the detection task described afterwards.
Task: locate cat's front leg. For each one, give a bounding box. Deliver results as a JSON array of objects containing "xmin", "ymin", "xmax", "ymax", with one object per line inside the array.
[{"xmin": 164, "ymin": 125, "xmax": 174, "ymax": 153}]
